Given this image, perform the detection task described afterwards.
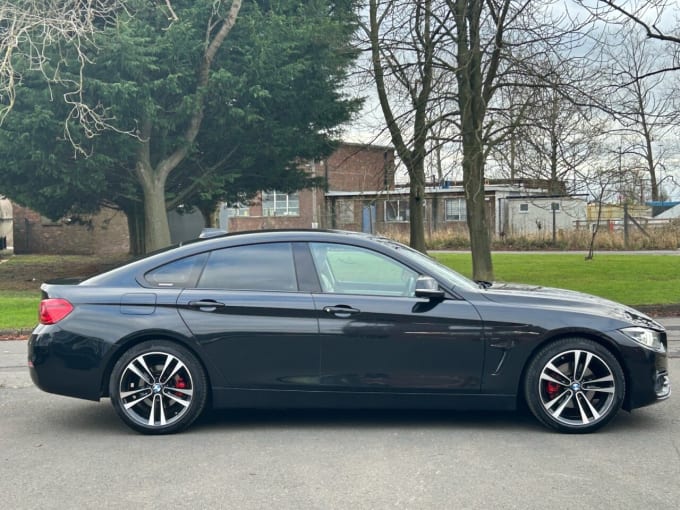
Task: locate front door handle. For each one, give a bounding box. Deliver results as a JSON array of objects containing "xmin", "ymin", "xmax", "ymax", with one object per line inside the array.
[
  {"xmin": 188, "ymin": 300, "xmax": 226, "ymax": 311},
  {"xmin": 323, "ymin": 305, "xmax": 360, "ymax": 318}
]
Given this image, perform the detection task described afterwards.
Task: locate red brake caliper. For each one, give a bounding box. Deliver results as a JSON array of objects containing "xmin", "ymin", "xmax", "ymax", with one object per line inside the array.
[
  {"xmin": 174, "ymin": 376, "xmax": 186, "ymax": 396},
  {"xmin": 546, "ymin": 381, "xmax": 561, "ymax": 399}
]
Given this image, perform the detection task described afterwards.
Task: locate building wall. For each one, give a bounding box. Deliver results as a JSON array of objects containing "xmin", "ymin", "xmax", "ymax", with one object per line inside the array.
[
  {"xmin": 0, "ymin": 197, "xmax": 13, "ymax": 252},
  {"xmin": 325, "ymin": 143, "xmax": 394, "ymax": 192},
  {"xmin": 506, "ymin": 197, "xmax": 586, "ymax": 236},
  {"xmin": 12, "ymin": 204, "xmax": 129, "ymax": 255},
  {"xmin": 325, "ymin": 193, "xmax": 496, "ymax": 236}
]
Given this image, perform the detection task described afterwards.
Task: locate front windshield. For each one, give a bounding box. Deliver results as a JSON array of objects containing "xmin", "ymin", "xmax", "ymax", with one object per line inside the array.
[{"xmin": 380, "ymin": 239, "xmax": 479, "ymax": 292}]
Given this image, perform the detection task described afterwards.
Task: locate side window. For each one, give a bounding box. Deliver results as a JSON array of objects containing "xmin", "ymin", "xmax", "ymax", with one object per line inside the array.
[
  {"xmin": 309, "ymin": 243, "xmax": 417, "ymax": 297},
  {"xmin": 145, "ymin": 253, "xmax": 209, "ymax": 288},
  {"xmin": 197, "ymin": 243, "xmax": 298, "ymax": 292}
]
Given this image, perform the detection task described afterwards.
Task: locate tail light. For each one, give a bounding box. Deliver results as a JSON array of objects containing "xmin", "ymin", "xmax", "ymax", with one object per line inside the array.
[{"xmin": 39, "ymin": 299, "xmax": 74, "ymax": 325}]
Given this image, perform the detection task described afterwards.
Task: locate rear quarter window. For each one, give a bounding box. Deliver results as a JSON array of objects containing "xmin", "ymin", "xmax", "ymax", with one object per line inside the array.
[{"xmin": 144, "ymin": 253, "xmax": 208, "ymax": 288}]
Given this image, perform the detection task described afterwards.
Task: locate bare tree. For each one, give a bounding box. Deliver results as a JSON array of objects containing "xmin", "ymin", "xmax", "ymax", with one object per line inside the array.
[
  {"xmin": 434, "ymin": 1, "xmax": 594, "ymax": 280},
  {"xmin": 363, "ymin": 0, "xmax": 452, "ymax": 252},
  {"xmin": 491, "ymin": 75, "xmax": 605, "ymax": 194},
  {"xmin": 361, "ymin": 0, "xmax": 596, "ymax": 279},
  {"xmin": 600, "ymin": 33, "xmax": 678, "ymax": 202},
  {"xmin": 576, "ymin": 0, "xmax": 680, "ymax": 78},
  {"xmin": 0, "ymin": 1, "xmax": 127, "ymax": 128}
]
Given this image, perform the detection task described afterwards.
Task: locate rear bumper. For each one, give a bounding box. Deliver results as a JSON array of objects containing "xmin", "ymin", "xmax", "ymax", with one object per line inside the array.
[{"xmin": 28, "ymin": 325, "xmax": 109, "ymax": 401}]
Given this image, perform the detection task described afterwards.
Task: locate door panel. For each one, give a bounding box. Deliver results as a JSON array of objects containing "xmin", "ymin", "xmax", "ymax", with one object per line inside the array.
[
  {"xmin": 178, "ymin": 290, "xmax": 320, "ymax": 389},
  {"xmin": 314, "ymin": 294, "xmax": 484, "ymax": 392}
]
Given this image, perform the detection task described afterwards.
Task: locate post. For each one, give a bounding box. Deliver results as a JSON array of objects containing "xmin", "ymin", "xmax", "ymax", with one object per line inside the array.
[
  {"xmin": 311, "ymin": 159, "xmax": 318, "ymax": 229},
  {"xmin": 623, "ymin": 202, "xmax": 629, "ymax": 249}
]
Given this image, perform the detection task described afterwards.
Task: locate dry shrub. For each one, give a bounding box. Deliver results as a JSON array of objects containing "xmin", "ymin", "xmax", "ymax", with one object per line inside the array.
[{"xmin": 378, "ymin": 224, "xmax": 680, "ymax": 251}]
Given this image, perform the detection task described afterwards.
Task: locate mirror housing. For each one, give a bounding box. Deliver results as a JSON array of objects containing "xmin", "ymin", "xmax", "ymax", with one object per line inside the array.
[{"xmin": 414, "ymin": 275, "xmax": 445, "ymax": 299}]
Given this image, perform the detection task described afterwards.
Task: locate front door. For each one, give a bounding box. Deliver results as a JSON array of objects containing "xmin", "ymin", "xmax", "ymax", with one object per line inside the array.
[{"xmin": 309, "ymin": 242, "xmax": 484, "ymax": 392}]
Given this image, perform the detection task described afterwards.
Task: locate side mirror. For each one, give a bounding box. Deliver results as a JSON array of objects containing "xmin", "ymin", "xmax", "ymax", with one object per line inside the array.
[{"xmin": 414, "ymin": 275, "xmax": 445, "ymax": 299}]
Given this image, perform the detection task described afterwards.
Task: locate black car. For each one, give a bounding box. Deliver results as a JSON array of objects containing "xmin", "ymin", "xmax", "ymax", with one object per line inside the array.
[{"xmin": 28, "ymin": 230, "xmax": 670, "ymax": 434}]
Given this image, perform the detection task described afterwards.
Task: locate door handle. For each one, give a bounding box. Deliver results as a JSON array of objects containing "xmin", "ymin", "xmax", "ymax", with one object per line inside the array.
[
  {"xmin": 188, "ymin": 300, "xmax": 226, "ymax": 310},
  {"xmin": 323, "ymin": 305, "xmax": 360, "ymax": 318}
]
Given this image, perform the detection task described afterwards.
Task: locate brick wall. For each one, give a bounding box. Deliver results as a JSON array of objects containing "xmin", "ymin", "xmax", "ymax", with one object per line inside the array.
[
  {"xmin": 12, "ymin": 204, "xmax": 130, "ymax": 255},
  {"xmin": 325, "ymin": 143, "xmax": 395, "ymax": 192}
]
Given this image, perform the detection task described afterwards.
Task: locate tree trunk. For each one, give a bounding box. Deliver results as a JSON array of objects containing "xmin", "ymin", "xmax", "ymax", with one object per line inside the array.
[
  {"xmin": 454, "ymin": 0, "xmax": 495, "ymax": 281},
  {"xmin": 409, "ymin": 162, "xmax": 427, "ymax": 252},
  {"xmin": 463, "ymin": 145, "xmax": 493, "ymax": 281},
  {"xmin": 123, "ymin": 202, "xmax": 145, "ymax": 256},
  {"xmin": 137, "ymin": 162, "xmax": 171, "ymax": 253},
  {"xmin": 198, "ymin": 202, "xmax": 219, "ymax": 229}
]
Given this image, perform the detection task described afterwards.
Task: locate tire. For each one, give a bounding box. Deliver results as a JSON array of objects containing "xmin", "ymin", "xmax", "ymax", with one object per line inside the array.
[
  {"xmin": 523, "ymin": 338, "xmax": 625, "ymax": 433},
  {"xmin": 109, "ymin": 341, "xmax": 208, "ymax": 435}
]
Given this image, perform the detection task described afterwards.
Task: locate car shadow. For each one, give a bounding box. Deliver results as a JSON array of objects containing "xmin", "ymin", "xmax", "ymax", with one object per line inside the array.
[{"xmin": 42, "ymin": 399, "xmax": 667, "ymax": 436}]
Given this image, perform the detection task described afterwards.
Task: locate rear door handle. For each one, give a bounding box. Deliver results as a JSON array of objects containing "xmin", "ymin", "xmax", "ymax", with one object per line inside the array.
[
  {"xmin": 323, "ymin": 305, "xmax": 360, "ymax": 318},
  {"xmin": 188, "ymin": 300, "xmax": 226, "ymax": 310}
]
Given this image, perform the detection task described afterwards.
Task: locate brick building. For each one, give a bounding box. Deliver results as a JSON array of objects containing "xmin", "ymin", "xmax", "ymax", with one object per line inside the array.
[
  {"xmin": 222, "ymin": 142, "xmax": 395, "ymax": 233},
  {"xmin": 11, "ymin": 204, "xmax": 129, "ymax": 255}
]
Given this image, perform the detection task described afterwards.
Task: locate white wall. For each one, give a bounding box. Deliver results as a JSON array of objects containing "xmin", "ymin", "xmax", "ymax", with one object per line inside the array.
[
  {"xmin": 506, "ymin": 197, "xmax": 586, "ymax": 236},
  {"xmin": 0, "ymin": 197, "xmax": 13, "ymax": 252}
]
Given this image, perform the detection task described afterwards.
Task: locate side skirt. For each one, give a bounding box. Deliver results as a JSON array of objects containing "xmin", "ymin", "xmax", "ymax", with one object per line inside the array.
[{"xmin": 211, "ymin": 388, "xmax": 517, "ymax": 411}]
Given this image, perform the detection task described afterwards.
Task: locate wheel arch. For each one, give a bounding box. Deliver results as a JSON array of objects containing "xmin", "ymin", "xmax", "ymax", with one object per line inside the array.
[
  {"xmin": 516, "ymin": 329, "xmax": 631, "ymax": 409},
  {"xmin": 100, "ymin": 331, "xmax": 213, "ymax": 404}
]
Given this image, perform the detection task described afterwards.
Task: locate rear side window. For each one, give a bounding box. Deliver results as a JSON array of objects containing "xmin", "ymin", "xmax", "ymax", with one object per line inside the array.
[
  {"xmin": 197, "ymin": 243, "xmax": 298, "ymax": 292},
  {"xmin": 145, "ymin": 253, "xmax": 209, "ymax": 288}
]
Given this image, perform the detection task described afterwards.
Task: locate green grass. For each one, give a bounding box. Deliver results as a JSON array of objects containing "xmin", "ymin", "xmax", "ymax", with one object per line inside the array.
[
  {"xmin": 0, "ymin": 291, "xmax": 40, "ymax": 330},
  {"xmin": 432, "ymin": 253, "xmax": 680, "ymax": 306}
]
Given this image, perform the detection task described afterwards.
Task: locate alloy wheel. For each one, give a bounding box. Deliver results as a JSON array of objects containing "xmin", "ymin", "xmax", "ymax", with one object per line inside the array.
[
  {"xmin": 538, "ymin": 349, "xmax": 617, "ymax": 427},
  {"xmin": 117, "ymin": 351, "xmax": 195, "ymax": 428}
]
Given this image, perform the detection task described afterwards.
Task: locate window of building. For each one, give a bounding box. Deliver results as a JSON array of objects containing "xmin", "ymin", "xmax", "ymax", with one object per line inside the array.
[
  {"xmin": 262, "ymin": 191, "xmax": 299, "ymax": 216},
  {"xmin": 385, "ymin": 199, "xmax": 409, "ymax": 222},
  {"xmin": 198, "ymin": 243, "xmax": 297, "ymax": 292},
  {"xmin": 445, "ymin": 198, "xmax": 467, "ymax": 221},
  {"xmin": 228, "ymin": 203, "xmax": 250, "ymax": 217},
  {"xmin": 519, "ymin": 203, "xmax": 529, "ymax": 213}
]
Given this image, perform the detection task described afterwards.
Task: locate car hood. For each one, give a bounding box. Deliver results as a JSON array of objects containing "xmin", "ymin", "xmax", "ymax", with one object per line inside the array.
[{"xmin": 480, "ymin": 282, "xmax": 664, "ymax": 330}]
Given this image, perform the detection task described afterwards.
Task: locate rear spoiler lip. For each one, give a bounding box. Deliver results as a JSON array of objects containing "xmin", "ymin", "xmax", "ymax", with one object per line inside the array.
[{"xmin": 43, "ymin": 277, "xmax": 87, "ymax": 286}]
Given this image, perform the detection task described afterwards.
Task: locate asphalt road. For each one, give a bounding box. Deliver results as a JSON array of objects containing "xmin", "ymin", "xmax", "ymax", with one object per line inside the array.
[{"xmin": 1, "ymin": 339, "xmax": 679, "ymax": 509}]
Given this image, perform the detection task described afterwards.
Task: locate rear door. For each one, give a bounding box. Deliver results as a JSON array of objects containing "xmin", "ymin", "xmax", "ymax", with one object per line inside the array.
[{"xmin": 176, "ymin": 242, "xmax": 320, "ymax": 390}]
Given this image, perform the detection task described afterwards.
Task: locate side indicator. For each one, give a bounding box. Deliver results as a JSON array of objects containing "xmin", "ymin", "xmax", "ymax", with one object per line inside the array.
[{"xmin": 39, "ymin": 299, "xmax": 74, "ymax": 325}]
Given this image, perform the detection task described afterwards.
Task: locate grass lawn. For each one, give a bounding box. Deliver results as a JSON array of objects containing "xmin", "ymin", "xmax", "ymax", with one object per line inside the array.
[
  {"xmin": 0, "ymin": 254, "xmax": 129, "ymax": 330},
  {"xmin": 1, "ymin": 253, "xmax": 678, "ymax": 330},
  {"xmin": 0, "ymin": 291, "xmax": 40, "ymax": 330},
  {"xmin": 433, "ymin": 253, "xmax": 680, "ymax": 306}
]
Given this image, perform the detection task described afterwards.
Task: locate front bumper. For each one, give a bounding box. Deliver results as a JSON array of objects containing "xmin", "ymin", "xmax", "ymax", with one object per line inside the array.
[{"xmin": 610, "ymin": 329, "xmax": 671, "ymax": 410}]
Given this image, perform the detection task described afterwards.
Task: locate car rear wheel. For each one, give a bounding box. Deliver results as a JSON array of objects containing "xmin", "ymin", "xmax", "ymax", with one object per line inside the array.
[
  {"xmin": 524, "ymin": 338, "xmax": 625, "ymax": 433},
  {"xmin": 109, "ymin": 341, "xmax": 207, "ymax": 434}
]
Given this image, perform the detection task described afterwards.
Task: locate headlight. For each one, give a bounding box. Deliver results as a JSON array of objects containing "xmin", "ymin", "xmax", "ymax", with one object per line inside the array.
[{"xmin": 620, "ymin": 327, "xmax": 663, "ymax": 351}]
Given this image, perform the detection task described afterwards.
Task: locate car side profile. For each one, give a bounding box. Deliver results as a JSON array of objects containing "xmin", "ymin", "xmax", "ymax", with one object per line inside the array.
[{"xmin": 28, "ymin": 230, "xmax": 670, "ymax": 434}]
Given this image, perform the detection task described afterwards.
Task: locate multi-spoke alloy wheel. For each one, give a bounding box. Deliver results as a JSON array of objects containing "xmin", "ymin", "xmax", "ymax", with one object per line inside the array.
[
  {"xmin": 110, "ymin": 341, "xmax": 207, "ymax": 434},
  {"xmin": 524, "ymin": 338, "xmax": 625, "ymax": 433}
]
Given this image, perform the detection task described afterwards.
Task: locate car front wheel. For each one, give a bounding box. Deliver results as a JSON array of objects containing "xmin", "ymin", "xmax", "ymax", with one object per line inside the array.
[
  {"xmin": 109, "ymin": 341, "xmax": 208, "ymax": 434},
  {"xmin": 524, "ymin": 338, "xmax": 625, "ymax": 433}
]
